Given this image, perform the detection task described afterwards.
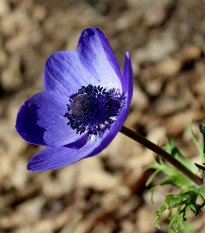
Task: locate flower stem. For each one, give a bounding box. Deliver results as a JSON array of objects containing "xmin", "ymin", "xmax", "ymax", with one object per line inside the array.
[{"xmin": 120, "ymin": 126, "xmax": 203, "ymax": 187}]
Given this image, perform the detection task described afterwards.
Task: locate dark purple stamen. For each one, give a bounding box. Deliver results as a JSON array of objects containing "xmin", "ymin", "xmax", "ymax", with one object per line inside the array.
[{"xmin": 64, "ymin": 84, "xmax": 126, "ymax": 136}]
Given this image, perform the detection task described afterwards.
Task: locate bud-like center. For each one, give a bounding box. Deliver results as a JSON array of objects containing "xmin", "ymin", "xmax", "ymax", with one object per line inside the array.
[{"xmin": 71, "ymin": 94, "xmax": 97, "ymax": 117}]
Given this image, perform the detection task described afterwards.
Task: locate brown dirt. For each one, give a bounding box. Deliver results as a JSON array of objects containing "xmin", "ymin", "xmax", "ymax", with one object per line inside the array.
[{"xmin": 1, "ymin": 0, "xmax": 205, "ymax": 232}]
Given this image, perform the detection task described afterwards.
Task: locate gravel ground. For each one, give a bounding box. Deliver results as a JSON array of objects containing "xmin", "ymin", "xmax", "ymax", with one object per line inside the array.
[{"xmin": 1, "ymin": 0, "xmax": 205, "ymax": 232}]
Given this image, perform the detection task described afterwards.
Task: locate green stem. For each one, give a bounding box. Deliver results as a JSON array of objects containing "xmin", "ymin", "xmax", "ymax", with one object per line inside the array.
[{"xmin": 120, "ymin": 126, "xmax": 203, "ymax": 187}]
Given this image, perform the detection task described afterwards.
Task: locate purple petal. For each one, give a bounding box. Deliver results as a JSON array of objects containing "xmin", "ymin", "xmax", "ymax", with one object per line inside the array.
[
  {"xmin": 16, "ymin": 91, "xmax": 83, "ymax": 146},
  {"xmin": 43, "ymin": 51, "xmax": 91, "ymax": 97},
  {"xmin": 27, "ymin": 138, "xmax": 95, "ymax": 172},
  {"xmin": 43, "ymin": 28, "xmax": 124, "ymax": 97},
  {"xmin": 122, "ymin": 52, "xmax": 133, "ymax": 107},
  {"xmin": 77, "ymin": 28, "xmax": 122, "ymax": 90}
]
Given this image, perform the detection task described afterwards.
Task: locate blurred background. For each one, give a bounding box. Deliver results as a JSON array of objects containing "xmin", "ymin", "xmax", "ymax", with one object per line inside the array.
[{"xmin": 1, "ymin": 0, "xmax": 205, "ymax": 232}]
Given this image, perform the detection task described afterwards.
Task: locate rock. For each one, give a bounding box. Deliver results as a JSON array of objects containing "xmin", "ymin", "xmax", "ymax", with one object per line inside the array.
[
  {"xmin": 32, "ymin": 5, "xmax": 47, "ymax": 22},
  {"xmin": 1, "ymin": 55, "xmax": 22, "ymax": 91},
  {"xmin": 0, "ymin": 0, "xmax": 9, "ymax": 16},
  {"xmin": 156, "ymin": 58, "xmax": 182, "ymax": 76},
  {"xmin": 145, "ymin": 33, "xmax": 178, "ymax": 62},
  {"xmin": 180, "ymin": 46, "xmax": 202, "ymax": 63},
  {"xmin": 78, "ymin": 157, "xmax": 120, "ymax": 191}
]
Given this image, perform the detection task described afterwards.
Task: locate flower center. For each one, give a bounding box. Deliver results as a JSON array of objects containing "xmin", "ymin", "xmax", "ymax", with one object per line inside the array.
[{"xmin": 64, "ymin": 85, "xmax": 126, "ymax": 136}]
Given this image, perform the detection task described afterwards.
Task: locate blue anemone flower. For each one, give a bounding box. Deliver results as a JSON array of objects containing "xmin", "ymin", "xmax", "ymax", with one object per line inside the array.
[{"xmin": 16, "ymin": 28, "xmax": 133, "ymax": 172}]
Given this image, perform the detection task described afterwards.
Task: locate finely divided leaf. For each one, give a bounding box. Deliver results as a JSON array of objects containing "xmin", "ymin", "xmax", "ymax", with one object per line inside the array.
[{"xmin": 148, "ymin": 122, "xmax": 205, "ymax": 233}]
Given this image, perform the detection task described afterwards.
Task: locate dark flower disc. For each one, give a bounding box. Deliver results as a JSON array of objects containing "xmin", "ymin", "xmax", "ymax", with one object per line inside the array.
[{"xmin": 64, "ymin": 84, "xmax": 126, "ymax": 136}]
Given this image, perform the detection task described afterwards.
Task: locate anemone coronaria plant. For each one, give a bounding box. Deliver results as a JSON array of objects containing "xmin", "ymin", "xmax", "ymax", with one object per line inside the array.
[{"xmin": 16, "ymin": 28, "xmax": 133, "ymax": 172}]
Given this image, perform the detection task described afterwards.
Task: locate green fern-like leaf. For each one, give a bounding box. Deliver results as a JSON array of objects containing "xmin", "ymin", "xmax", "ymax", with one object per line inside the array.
[{"xmin": 147, "ymin": 122, "xmax": 205, "ymax": 233}]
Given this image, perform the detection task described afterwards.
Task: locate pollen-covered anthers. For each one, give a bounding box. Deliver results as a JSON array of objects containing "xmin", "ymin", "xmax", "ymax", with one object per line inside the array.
[{"xmin": 64, "ymin": 84, "xmax": 126, "ymax": 136}]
